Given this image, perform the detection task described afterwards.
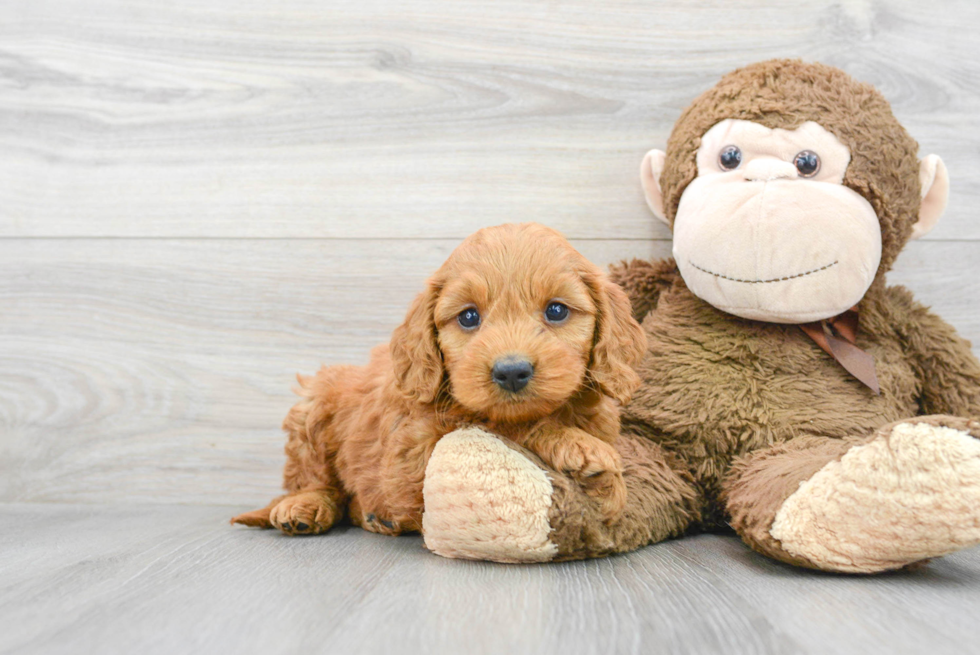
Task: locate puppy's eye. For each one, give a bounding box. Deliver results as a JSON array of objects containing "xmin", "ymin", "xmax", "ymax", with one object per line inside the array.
[
  {"xmin": 719, "ymin": 145, "xmax": 742, "ymax": 170},
  {"xmin": 457, "ymin": 308, "xmax": 481, "ymax": 330},
  {"xmin": 794, "ymin": 150, "xmax": 820, "ymax": 177},
  {"xmin": 544, "ymin": 302, "xmax": 569, "ymax": 323}
]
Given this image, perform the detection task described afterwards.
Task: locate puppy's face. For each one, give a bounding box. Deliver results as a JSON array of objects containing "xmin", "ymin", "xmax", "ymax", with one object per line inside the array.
[
  {"xmin": 434, "ymin": 242, "xmax": 597, "ymax": 422},
  {"xmin": 391, "ymin": 223, "xmax": 647, "ymax": 423}
]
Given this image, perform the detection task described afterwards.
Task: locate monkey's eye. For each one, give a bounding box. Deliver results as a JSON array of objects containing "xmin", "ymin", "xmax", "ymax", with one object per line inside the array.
[
  {"xmin": 457, "ymin": 308, "xmax": 481, "ymax": 330},
  {"xmin": 794, "ymin": 150, "xmax": 820, "ymax": 177},
  {"xmin": 718, "ymin": 145, "xmax": 742, "ymax": 170},
  {"xmin": 544, "ymin": 302, "xmax": 569, "ymax": 323}
]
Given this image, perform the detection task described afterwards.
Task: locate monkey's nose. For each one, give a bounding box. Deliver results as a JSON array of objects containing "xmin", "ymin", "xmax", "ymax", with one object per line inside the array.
[
  {"xmin": 742, "ymin": 158, "xmax": 798, "ymax": 182},
  {"xmin": 492, "ymin": 357, "xmax": 534, "ymax": 393}
]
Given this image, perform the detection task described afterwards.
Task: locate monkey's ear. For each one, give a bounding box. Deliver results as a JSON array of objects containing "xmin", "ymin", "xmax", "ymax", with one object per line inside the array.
[
  {"xmin": 641, "ymin": 149, "xmax": 669, "ymax": 226},
  {"xmin": 911, "ymin": 155, "xmax": 949, "ymax": 239},
  {"xmin": 389, "ymin": 283, "xmax": 444, "ymax": 403}
]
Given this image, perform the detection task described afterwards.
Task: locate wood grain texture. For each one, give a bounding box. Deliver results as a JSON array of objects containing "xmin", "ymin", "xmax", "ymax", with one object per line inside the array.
[
  {"xmin": 0, "ymin": 0, "xmax": 978, "ymax": 240},
  {"xmin": 0, "ymin": 503, "xmax": 978, "ymax": 655},
  {"xmin": 1, "ymin": 238, "xmax": 977, "ymax": 505}
]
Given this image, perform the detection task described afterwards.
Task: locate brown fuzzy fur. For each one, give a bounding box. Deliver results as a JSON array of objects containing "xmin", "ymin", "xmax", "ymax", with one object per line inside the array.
[
  {"xmin": 483, "ymin": 60, "xmax": 980, "ymax": 566},
  {"xmin": 605, "ymin": 255, "xmax": 980, "ymax": 564},
  {"xmin": 231, "ymin": 223, "xmax": 646, "ymax": 536}
]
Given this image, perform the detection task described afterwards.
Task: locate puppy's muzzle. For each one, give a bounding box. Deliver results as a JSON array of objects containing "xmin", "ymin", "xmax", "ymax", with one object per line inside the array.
[{"xmin": 491, "ymin": 357, "xmax": 534, "ymax": 393}]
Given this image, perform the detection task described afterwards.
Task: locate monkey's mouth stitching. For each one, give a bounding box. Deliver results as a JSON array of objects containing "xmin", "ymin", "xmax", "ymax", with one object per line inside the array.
[{"xmin": 688, "ymin": 260, "xmax": 839, "ymax": 284}]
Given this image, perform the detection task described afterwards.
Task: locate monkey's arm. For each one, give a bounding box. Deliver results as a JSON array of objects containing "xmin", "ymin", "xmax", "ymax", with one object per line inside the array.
[
  {"xmin": 608, "ymin": 258, "xmax": 680, "ymax": 323},
  {"xmin": 518, "ymin": 421, "xmax": 626, "ymax": 521},
  {"xmin": 892, "ymin": 287, "xmax": 980, "ymax": 418}
]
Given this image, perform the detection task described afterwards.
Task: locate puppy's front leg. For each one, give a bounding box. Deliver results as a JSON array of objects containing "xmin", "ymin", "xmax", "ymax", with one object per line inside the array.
[{"xmin": 522, "ymin": 424, "xmax": 626, "ymax": 522}]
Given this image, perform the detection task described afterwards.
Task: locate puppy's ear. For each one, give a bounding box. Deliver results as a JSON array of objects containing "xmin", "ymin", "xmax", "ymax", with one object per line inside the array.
[
  {"xmin": 585, "ymin": 270, "xmax": 648, "ymax": 404},
  {"xmin": 390, "ymin": 281, "xmax": 444, "ymax": 403}
]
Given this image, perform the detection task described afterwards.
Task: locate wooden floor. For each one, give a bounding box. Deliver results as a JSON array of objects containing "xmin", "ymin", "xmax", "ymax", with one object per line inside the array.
[
  {"xmin": 3, "ymin": 0, "xmax": 980, "ymax": 653},
  {"xmin": 0, "ymin": 503, "xmax": 978, "ymax": 655}
]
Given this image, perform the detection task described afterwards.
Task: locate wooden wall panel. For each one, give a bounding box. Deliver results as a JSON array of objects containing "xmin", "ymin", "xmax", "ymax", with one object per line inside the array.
[{"xmin": 0, "ymin": 0, "xmax": 977, "ymax": 239}]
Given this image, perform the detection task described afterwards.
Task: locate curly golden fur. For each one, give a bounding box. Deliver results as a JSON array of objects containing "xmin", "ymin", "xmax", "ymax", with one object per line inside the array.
[{"xmin": 231, "ymin": 223, "xmax": 646, "ymax": 536}]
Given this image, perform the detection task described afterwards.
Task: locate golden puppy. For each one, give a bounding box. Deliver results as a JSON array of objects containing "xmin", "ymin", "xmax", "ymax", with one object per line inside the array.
[{"xmin": 232, "ymin": 223, "xmax": 646, "ymax": 537}]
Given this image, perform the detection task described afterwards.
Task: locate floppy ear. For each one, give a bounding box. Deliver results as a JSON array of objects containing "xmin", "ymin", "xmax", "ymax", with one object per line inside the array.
[
  {"xmin": 585, "ymin": 270, "xmax": 648, "ymax": 404},
  {"xmin": 389, "ymin": 281, "xmax": 444, "ymax": 403}
]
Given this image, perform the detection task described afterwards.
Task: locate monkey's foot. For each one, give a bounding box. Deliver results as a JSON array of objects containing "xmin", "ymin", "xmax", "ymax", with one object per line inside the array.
[
  {"xmin": 422, "ymin": 427, "xmax": 701, "ymax": 563},
  {"xmin": 422, "ymin": 427, "xmax": 559, "ymax": 563},
  {"xmin": 770, "ymin": 416, "xmax": 980, "ymax": 573}
]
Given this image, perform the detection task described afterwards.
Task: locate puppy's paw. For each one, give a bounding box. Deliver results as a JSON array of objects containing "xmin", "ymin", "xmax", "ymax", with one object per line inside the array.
[
  {"xmin": 269, "ymin": 490, "xmax": 341, "ymax": 536},
  {"xmin": 555, "ymin": 440, "xmax": 626, "ymax": 523}
]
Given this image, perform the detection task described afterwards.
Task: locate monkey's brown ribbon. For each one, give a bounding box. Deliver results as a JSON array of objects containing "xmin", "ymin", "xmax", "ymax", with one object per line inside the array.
[{"xmin": 799, "ymin": 308, "xmax": 880, "ymax": 395}]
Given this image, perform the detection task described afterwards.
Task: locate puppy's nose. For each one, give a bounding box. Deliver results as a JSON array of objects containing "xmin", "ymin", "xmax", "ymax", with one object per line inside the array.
[{"xmin": 492, "ymin": 357, "xmax": 534, "ymax": 393}]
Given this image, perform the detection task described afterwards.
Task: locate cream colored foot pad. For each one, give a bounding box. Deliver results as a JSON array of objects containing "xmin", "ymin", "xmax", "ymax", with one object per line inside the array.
[
  {"xmin": 422, "ymin": 427, "xmax": 558, "ymax": 563},
  {"xmin": 771, "ymin": 423, "xmax": 980, "ymax": 573}
]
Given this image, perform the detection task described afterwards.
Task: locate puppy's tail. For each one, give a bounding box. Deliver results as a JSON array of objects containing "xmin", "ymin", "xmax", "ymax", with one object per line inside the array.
[{"xmin": 230, "ymin": 495, "xmax": 285, "ymax": 528}]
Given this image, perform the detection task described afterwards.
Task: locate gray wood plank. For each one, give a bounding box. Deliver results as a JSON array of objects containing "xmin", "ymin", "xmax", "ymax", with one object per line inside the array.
[
  {"xmin": 1, "ymin": 0, "xmax": 978, "ymax": 240},
  {"xmin": 1, "ymin": 238, "xmax": 977, "ymax": 505},
  {"xmin": 1, "ymin": 503, "xmax": 978, "ymax": 655},
  {"xmin": 671, "ymin": 536, "xmax": 980, "ymax": 655}
]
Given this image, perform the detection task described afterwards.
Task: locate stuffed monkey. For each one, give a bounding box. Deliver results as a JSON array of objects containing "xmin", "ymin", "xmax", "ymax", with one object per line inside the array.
[{"xmin": 421, "ymin": 59, "xmax": 980, "ymax": 572}]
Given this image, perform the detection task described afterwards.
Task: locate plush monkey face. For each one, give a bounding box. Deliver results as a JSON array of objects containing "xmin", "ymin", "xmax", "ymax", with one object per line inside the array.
[
  {"xmin": 389, "ymin": 223, "xmax": 646, "ymax": 419},
  {"xmin": 667, "ymin": 119, "xmax": 881, "ymax": 323},
  {"xmin": 641, "ymin": 60, "xmax": 950, "ymax": 325}
]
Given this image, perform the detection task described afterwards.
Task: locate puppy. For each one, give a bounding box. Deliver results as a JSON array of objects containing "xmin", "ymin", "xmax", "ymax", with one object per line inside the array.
[{"xmin": 232, "ymin": 223, "xmax": 646, "ymax": 537}]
